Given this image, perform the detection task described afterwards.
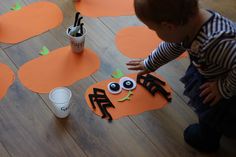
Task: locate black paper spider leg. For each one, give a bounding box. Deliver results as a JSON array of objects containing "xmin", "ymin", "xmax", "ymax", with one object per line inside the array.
[
  {"xmin": 94, "ymin": 102, "xmax": 108, "ymax": 118},
  {"xmin": 146, "ymin": 83, "xmax": 158, "ymax": 96},
  {"xmin": 146, "ymin": 74, "xmax": 166, "ymax": 85},
  {"xmin": 102, "ymin": 103, "xmax": 113, "ymax": 121},
  {"xmin": 88, "ymin": 88, "xmax": 115, "ymax": 121},
  {"xmin": 95, "ymin": 98, "xmax": 115, "ymax": 108},
  {"xmin": 95, "ymin": 100, "xmax": 114, "ymax": 120},
  {"xmin": 136, "ymin": 74, "xmax": 145, "ymax": 84},
  {"xmin": 88, "ymin": 94, "xmax": 97, "ymax": 109},
  {"xmin": 153, "ymin": 84, "xmax": 172, "ymax": 102},
  {"xmin": 96, "ymin": 96, "xmax": 115, "ymax": 120},
  {"xmin": 143, "ymin": 77, "xmax": 151, "ymax": 87},
  {"xmin": 94, "ymin": 95, "xmax": 111, "ymax": 102},
  {"xmin": 137, "ymin": 75, "xmax": 155, "ymax": 95},
  {"xmin": 94, "ymin": 88, "xmax": 115, "ymax": 107},
  {"xmin": 137, "ymin": 75, "xmax": 158, "ymax": 95},
  {"xmin": 137, "ymin": 75, "xmax": 152, "ymax": 90},
  {"xmin": 95, "ymin": 100, "xmax": 110, "ymax": 118},
  {"xmin": 137, "ymin": 74, "xmax": 172, "ymax": 102},
  {"xmin": 156, "ymin": 85, "xmax": 171, "ymax": 96},
  {"xmin": 88, "ymin": 93, "xmax": 109, "ymax": 109},
  {"xmin": 93, "ymin": 88, "xmax": 106, "ymax": 95},
  {"xmin": 88, "ymin": 88, "xmax": 109, "ymax": 108}
]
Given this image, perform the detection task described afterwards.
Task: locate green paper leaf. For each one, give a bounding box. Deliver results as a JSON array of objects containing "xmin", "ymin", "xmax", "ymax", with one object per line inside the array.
[
  {"xmin": 11, "ymin": 2, "xmax": 22, "ymax": 11},
  {"xmin": 111, "ymin": 69, "xmax": 124, "ymax": 79},
  {"xmin": 39, "ymin": 46, "xmax": 50, "ymax": 55}
]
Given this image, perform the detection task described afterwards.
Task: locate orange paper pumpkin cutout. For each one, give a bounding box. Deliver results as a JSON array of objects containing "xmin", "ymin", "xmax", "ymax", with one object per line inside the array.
[
  {"xmin": 115, "ymin": 26, "xmax": 188, "ymax": 59},
  {"xmin": 75, "ymin": 0, "xmax": 134, "ymax": 17},
  {"xmin": 85, "ymin": 73, "xmax": 172, "ymax": 120},
  {"xmin": 18, "ymin": 46, "xmax": 100, "ymax": 93},
  {"xmin": 0, "ymin": 63, "xmax": 15, "ymax": 100},
  {"xmin": 0, "ymin": 1, "xmax": 63, "ymax": 44}
]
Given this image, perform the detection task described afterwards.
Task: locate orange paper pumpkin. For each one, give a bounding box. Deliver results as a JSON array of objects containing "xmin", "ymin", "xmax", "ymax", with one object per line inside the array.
[
  {"xmin": 115, "ymin": 26, "xmax": 188, "ymax": 59},
  {"xmin": 0, "ymin": 1, "xmax": 63, "ymax": 44},
  {"xmin": 85, "ymin": 73, "xmax": 172, "ymax": 120},
  {"xmin": 75, "ymin": 0, "xmax": 134, "ymax": 17},
  {"xmin": 0, "ymin": 63, "xmax": 15, "ymax": 100},
  {"xmin": 18, "ymin": 46, "xmax": 100, "ymax": 93}
]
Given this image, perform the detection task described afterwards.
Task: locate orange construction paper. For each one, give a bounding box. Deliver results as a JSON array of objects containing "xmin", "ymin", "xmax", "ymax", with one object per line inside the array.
[
  {"xmin": 85, "ymin": 73, "xmax": 172, "ymax": 120},
  {"xmin": 75, "ymin": 0, "xmax": 134, "ymax": 17},
  {"xmin": 0, "ymin": 1, "xmax": 63, "ymax": 44},
  {"xmin": 115, "ymin": 26, "xmax": 188, "ymax": 59},
  {"xmin": 18, "ymin": 46, "xmax": 100, "ymax": 93},
  {"xmin": 0, "ymin": 63, "xmax": 15, "ymax": 100}
]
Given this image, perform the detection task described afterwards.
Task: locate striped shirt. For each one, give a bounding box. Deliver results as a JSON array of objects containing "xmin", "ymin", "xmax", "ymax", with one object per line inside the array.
[{"xmin": 144, "ymin": 10, "xmax": 236, "ymax": 99}]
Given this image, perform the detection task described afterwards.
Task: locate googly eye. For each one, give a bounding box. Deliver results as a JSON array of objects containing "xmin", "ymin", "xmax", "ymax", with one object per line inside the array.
[
  {"xmin": 107, "ymin": 82, "xmax": 122, "ymax": 94},
  {"xmin": 119, "ymin": 77, "xmax": 136, "ymax": 91}
]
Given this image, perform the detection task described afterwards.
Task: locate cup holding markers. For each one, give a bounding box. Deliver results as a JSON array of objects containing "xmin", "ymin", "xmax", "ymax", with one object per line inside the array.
[
  {"xmin": 67, "ymin": 12, "xmax": 86, "ymax": 53},
  {"xmin": 49, "ymin": 87, "xmax": 72, "ymax": 118},
  {"xmin": 67, "ymin": 25, "xmax": 86, "ymax": 53}
]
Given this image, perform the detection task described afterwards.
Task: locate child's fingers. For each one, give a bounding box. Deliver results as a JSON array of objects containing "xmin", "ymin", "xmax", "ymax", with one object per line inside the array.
[
  {"xmin": 209, "ymin": 97, "xmax": 221, "ymax": 106},
  {"xmin": 126, "ymin": 62, "xmax": 140, "ymax": 66},
  {"xmin": 126, "ymin": 60, "xmax": 142, "ymax": 64},
  {"xmin": 128, "ymin": 66, "xmax": 143, "ymax": 70},
  {"xmin": 202, "ymin": 93, "xmax": 215, "ymax": 104},
  {"xmin": 126, "ymin": 59, "xmax": 143, "ymax": 64},
  {"xmin": 199, "ymin": 82, "xmax": 210, "ymax": 90},
  {"xmin": 199, "ymin": 86, "xmax": 211, "ymax": 97}
]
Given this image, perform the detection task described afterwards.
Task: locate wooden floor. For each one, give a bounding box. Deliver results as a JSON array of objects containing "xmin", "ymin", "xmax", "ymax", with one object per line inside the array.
[{"xmin": 0, "ymin": 0, "xmax": 236, "ymax": 156}]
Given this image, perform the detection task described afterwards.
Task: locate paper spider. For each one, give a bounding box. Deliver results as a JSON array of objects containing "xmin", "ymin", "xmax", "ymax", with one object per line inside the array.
[
  {"xmin": 87, "ymin": 73, "xmax": 172, "ymax": 121},
  {"xmin": 88, "ymin": 88, "xmax": 115, "ymax": 121},
  {"xmin": 137, "ymin": 74, "xmax": 172, "ymax": 102}
]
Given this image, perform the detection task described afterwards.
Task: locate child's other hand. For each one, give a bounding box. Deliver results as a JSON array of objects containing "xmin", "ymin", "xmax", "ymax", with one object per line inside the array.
[
  {"xmin": 126, "ymin": 59, "xmax": 150, "ymax": 75},
  {"xmin": 199, "ymin": 81, "xmax": 222, "ymax": 106}
]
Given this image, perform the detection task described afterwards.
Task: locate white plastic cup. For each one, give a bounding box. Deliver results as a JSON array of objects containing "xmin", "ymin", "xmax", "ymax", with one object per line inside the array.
[
  {"xmin": 49, "ymin": 87, "xmax": 72, "ymax": 118},
  {"xmin": 66, "ymin": 25, "xmax": 86, "ymax": 53}
]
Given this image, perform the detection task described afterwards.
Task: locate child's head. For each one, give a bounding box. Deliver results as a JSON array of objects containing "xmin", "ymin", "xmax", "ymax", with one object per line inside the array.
[
  {"xmin": 134, "ymin": 0, "xmax": 199, "ymax": 42},
  {"xmin": 134, "ymin": 0, "xmax": 199, "ymax": 25}
]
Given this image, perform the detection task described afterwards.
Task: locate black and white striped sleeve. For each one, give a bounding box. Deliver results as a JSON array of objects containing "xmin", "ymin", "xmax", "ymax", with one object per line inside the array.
[
  {"xmin": 144, "ymin": 42, "xmax": 186, "ymax": 71},
  {"xmin": 215, "ymin": 40, "xmax": 236, "ymax": 98}
]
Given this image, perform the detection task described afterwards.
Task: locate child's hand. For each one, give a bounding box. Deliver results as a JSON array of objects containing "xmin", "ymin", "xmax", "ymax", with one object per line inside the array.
[
  {"xmin": 126, "ymin": 59, "xmax": 150, "ymax": 75},
  {"xmin": 199, "ymin": 81, "xmax": 222, "ymax": 106}
]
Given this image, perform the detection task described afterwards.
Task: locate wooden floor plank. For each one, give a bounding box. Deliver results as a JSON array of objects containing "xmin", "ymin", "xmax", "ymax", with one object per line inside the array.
[
  {"xmin": 57, "ymin": 78, "xmax": 164, "ymax": 157},
  {"xmin": 1, "ymin": 3, "xmax": 163, "ymax": 156},
  {"xmin": 0, "ymin": 143, "xmax": 11, "ymax": 157},
  {"xmin": 0, "ymin": 0, "xmax": 236, "ymax": 156},
  {"xmin": 0, "ymin": 79, "xmax": 87, "ymax": 157},
  {"xmin": 1, "ymin": 23, "xmax": 164, "ymax": 157},
  {"xmin": 199, "ymin": 0, "xmax": 236, "ymax": 21},
  {"xmin": 0, "ymin": 49, "xmax": 87, "ymax": 157},
  {"xmin": 0, "ymin": 0, "xmax": 27, "ymax": 49}
]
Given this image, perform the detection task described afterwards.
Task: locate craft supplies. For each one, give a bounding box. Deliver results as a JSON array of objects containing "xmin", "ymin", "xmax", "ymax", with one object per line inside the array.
[
  {"xmin": 66, "ymin": 12, "xmax": 86, "ymax": 53},
  {"xmin": 137, "ymin": 74, "xmax": 172, "ymax": 102}
]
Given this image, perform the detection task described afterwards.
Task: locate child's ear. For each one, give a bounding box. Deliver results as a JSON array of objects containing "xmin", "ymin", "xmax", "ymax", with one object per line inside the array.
[{"xmin": 161, "ymin": 22, "xmax": 176, "ymax": 31}]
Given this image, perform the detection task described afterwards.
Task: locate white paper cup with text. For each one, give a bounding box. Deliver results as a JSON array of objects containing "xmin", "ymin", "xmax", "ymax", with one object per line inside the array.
[
  {"xmin": 66, "ymin": 25, "xmax": 86, "ymax": 53},
  {"xmin": 49, "ymin": 87, "xmax": 72, "ymax": 118}
]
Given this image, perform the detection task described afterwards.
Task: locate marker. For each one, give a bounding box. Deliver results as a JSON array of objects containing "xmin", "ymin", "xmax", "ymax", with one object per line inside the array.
[
  {"xmin": 76, "ymin": 17, "xmax": 83, "ymax": 26},
  {"xmin": 73, "ymin": 12, "xmax": 80, "ymax": 27},
  {"xmin": 80, "ymin": 23, "xmax": 84, "ymax": 35}
]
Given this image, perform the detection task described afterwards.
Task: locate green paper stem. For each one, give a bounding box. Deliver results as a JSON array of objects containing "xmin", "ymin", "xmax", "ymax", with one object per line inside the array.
[
  {"xmin": 111, "ymin": 69, "xmax": 124, "ymax": 79},
  {"xmin": 11, "ymin": 2, "xmax": 21, "ymax": 11},
  {"xmin": 39, "ymin": 46, "xmax": 50, "ymax": 55}
]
